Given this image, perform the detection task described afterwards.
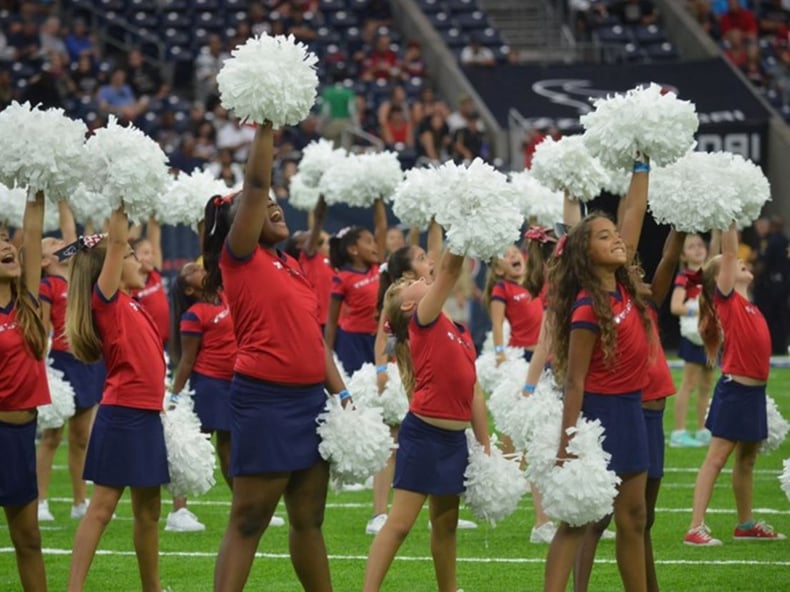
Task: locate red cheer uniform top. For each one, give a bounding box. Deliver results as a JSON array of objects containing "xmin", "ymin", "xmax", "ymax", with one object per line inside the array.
[
  {"xmin": 331, "ymin": 265, "xmax": 380, "ymax": 334},
  {"xmin": 490, "ymin": 279, "xmax": 543, "ymax": 348},
  {"xmin": 220, "ymin": 244, "xmax": 325, "ymax": 385},
  {"xmin": 642, "ymin": 305, "xmax": 675, "ymax": 402},
  {"xmin": 299, "ymin": 251, "xmax": 334, "ymax": 326},
  {"xmin": 131, "ymin": 269, "xmax": 170, "ymax": 343},
  {"xmin": 39, "ymin": 274, "xmax": 69, "ymax": 352},
  {"xmin": 0, "ymin": 300, "xmax": 51, "ymax": 410},
  {"xmin": 674, "ymin": 270, "xmax": 702, "ymax": 302},
  {"xmin": 570, "ymin": 285, "xmax": 650, "ymax": 395},
  {"xmin": 180, "ymin": 295, "xmax": 237, "ymax": 381},
  {"xmin": 715, "ymin": 288, "xmax": 771, "ymax": 381},
  {"xmin": 92, "ymin": 287, "xmax": 166, "ymax": 411},
  {"xmin": 409, "ymin": 313, "xmax": 477, "ymax": 422}
]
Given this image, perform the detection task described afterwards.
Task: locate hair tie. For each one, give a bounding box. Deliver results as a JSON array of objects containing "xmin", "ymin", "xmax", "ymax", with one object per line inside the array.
[
  {"xmin": 336, "ymin": 226, "xmax": 352, "ymax": 239},
  {"xmin": 54, "ymin": 233, "xmax": 106, "ymax": 262},
  {"xmin": 525, "ymin": 226, "xmax": 557, "ymax": 244}
]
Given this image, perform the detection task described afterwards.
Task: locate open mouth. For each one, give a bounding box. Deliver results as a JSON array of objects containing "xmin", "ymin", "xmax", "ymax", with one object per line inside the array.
[{"xmin": 1, "ymin": 253, "xmax": 15, "ymax": 264}]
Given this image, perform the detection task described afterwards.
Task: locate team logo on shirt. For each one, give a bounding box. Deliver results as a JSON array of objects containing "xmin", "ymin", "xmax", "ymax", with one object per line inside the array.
[
  {"xmin": 135, "ymin": 281, "xmax": 162, "ymax": 298},
  {"xmin": 0, "ymin": 320, "xmax": 18, "ymax": 334},
  {"xmin": 446, "ymin": 330, "xmax": 473, "ymax": 349},
  {"xmin": 352, "ymin": 276, "xmax": 378, "ymax": 290},
  {"xmin": 513, "ymin": 293, "xmax": 528, "ymax": 302},
  {"xmin": 613, "ymin": 298, "xmax": 633, "ymax": 325},
  {"xmin": 745, "ymin": 304, "xmax": 757, "ymax": 315},
  {"xmin": 273, "ymin": 261, "xmax": 284, "ymax": 270},
  {"xmin": 212, "ymin": 308, "xmax": 230, "ymax": 324},
  {"xmin": 129, "ymin": 301, "xmax": 142, "ymax": 313}
]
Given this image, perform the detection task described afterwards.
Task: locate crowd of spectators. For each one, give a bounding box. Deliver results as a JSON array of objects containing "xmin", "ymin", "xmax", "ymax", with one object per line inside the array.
[{"xmin": 0, "ymin": 0, "xmax": 491, "ymax": 200}]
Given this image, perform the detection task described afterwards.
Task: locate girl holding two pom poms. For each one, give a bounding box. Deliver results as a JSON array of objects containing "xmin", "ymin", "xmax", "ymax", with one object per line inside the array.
[
  {"xmin": 66, "ymin": 205, "xmax": 169, "ymax": 592},
  {"xmin": 204, "ymin": 122, "xmax": 348, "ymax": 592},
  {"xmin": 0, "ymin": 192, "xmax": 50, "ymax": 592},
  {"xmin": 544, "ymin": 160, "xmax": 653, "ymax": 592},
  {"xmin": 364, "ymin": 244, "xmax": 491, "ymax": 592},
  {"xmin": 325, "ymin": 199, "xmax": 388, "ymax": 374},
  {"xmin": 684, "ymin": 223, "xmax": 786, "ymax": 545}
]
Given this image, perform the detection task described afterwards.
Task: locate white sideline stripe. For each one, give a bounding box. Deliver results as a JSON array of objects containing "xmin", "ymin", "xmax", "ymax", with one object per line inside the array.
[{"xmin": 0, "ymin": 548, "xmax": 788, "ymax": 567}]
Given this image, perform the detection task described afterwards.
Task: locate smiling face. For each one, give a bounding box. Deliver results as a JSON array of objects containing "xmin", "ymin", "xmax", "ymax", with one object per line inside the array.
[
  {"xmin": 499, "ymin": 244, "xmax": 525, "ymax": 281},
  {"xmin": 587, "ymin": 217, "xmax": 627, "ymax": 269},
  {"xmin": 260, "ymin": 194, "xmax": 290, "ymax": 245},
  {"xmin": 0, "ymin": 229, "xmax": 20, "ymax": 282}
]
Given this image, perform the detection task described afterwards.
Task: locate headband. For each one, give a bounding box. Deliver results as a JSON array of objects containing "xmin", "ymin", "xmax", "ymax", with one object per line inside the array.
[{"xmin": 54, "ymin": 233, "xmax": 106, "ymax": 262}]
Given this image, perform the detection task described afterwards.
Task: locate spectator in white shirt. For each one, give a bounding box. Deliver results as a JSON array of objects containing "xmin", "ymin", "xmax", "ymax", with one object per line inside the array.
[{"xmin": 460, "ymin": 37, "xmax": 496, "ymax": 67}]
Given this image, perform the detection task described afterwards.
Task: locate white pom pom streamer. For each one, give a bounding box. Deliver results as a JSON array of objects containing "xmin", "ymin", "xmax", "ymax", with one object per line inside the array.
[
  {"xmin": 158, "ymin": 170, "xmax": 228, "ymax": 228},
  {"xmin": 217, "ymin": 33, "xmax": 318, "ymax": 128},
  {"xmin": 463, "ymin": 432, "xmax": 529, "ymax": 526},
  {"xmin": 580, "ymin": 83, "xmax": 698, "ymax": 170},
  {"xmin": 505, "ymin": 371, "xmax": 563, "ymax": 456},
  {"xmin": 346, "ymin": 363, "xmax": 409, "ymax": 426},
  {"xmin": 316, "ymin": 395, "xmax": 394, "ymax": 487},
  {"xmin": 540, "ymin": 419, "xmax": 621, "ymax": 527},
  {"xmin": 38, "ymin": 363, "xmax": 76, "ymax": 430},
  {"xmin": 321, "ymin": 151, "xmax": 402, "ymax": 207},
  {"xmin": 729, "ymin": 154, "xmax": 771, "ymax": 227},
  {"xmin": 649, "ymin": 151, "xmax": 756, "ymax": 232},
  {"xmin": 298, "ymin": 139, "xmax": 347, "ymax": 189},
  {"xmin": 481, "ymin": 322, "xmax": 511, "ymax": 354},
  {"xmin": 288, "ymin": 172, "xmax": 321, "ymax": 211},
  {"xmin": 601, "ymin": 169, "xmax": 632, "ymax": 198},
  {"xmin": 485, "ymin": 357, "xmax": 528, "ymax": 431},
  {"xmin": 530, "ymin": 135, "xmax": 609, "ymax": 202},
  {"xmin": 434, "ymin": 159, "xmax": 524, "ymax": 259},
  {"xmin": 761, "ymin": 395, "xmax": 789, "ymax": 454},
  {"xmin": 392, "ymin": 166, "xmax": 444, "ymax": 229},
  {"xmin": 162, "ymin": 393, "xmax": 217, "ymax": 497},
  {"xmin": 0, "ymin": 102, "xmax": 86, "ymax": 202},
  {"xmin": 83, "ymin": 117, "xmax": 171, "ymax": 224},
  {"xmin": 0, "ymin": 184, "xmax": 59, "ymax": 232},
  {"xmin": 475, "ymin": 345, "xmax": 523, "ymax": 395},
  {"xmin": 68, "ymin": 183, "xmax": 113, "ymax": 227},
  {"xmin": 780, "ymin": 459, "xmax": 790, "ymax": 501},
  {"xmin": 508, "ymin": 171, "xmax": 563, "ymax": 226}
]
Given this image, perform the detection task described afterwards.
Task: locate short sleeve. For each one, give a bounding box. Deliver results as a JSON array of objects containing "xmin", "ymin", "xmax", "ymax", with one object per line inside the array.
[
  {"xmin": 180, "ymin": 310, "xmax": 203, "ymax": 336},
  {"xmin": 220, "ymin": 240, "xmax": 255, "ymax": 268},
  {"xmin": 490, "ymin": 281, "xmax": 507, "ymax": 303},
  {"xmin": 674, "ymin": 273, "xmax": 688, "ymax": 289},
  {"xmin": 331, "ymin": 274, "xmax": 345, "ymax": 299},
  {"xmin": 570, "ymin": 297, "xmax": 599, "ymax": 333},
  {"xmin": 39, "ymin": 278, "xmax": 52, "ymax": 303}
]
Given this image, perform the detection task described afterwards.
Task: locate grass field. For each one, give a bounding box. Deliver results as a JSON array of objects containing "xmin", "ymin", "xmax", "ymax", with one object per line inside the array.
[{"xmin": 2, "ymin": 366, "xmax": 789, "ymax": 591}]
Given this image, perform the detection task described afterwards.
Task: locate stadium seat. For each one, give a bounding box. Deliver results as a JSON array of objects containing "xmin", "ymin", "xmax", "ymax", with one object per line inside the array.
[
  {"xmin": 418, "ymin": 0, "xmax": 445, "ymax": 14},
  {"xmin": 321, "ymin": 0, "xmax": 348, "ymax": 10},
  {"xmin": 163, "ymin": 11, "xmax": 191, "ymax": 30},
  {"xmin": 160, "ymin": 0, "xmax": 188, "ymax": 10},
  {"xmin": 429, "ymin": 12, "xmax": 456, "ymax": 30},
  {"xmin": 193, "ymin": 0, "xmax": 219, "ymax": 10},
  {"xmin": 634, "ymin": 25, "xmax": 667, "ymax": 46},
  {"xmin": 478, "ymin": 27, "xmax": 502, "ymax": 46},
  {"xmin": 441, "ymin": 27, "xmax": 469, "ymax": 48},
  {"xmin": 456, "ymin": 11, "xmax": 489, "ymax": 31},
  {"xmin": 446, "ymin": 0, "xmax": 479, "ymax": 14},
  {"xmin": 645, "ymin": 42, "xmax": 678, "ymax": 61},
  {"xmin": 327, "ymin": 10, "xmax": 359, "ymax": 28},
  {"xmin": 594, "ymin": 25, "xmax": 633, "ymax": 45},
  {"xmin": 130, "ymin": 11, "xmax": 159, "ymax": 29}
]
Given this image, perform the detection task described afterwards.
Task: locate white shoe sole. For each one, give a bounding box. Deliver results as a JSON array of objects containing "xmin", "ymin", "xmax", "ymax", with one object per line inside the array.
[{"xmin": 165, "ymin": 524, "xmax": 206, "ymax": 532}]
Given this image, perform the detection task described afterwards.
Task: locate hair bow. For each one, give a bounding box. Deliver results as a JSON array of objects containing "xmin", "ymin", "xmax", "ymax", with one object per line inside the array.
[
  {"xmin": 525, "ymin": 226, "xmax": 557, "ymax": 244},
  {"xmin": 685, "ymin": 268, "xmax": 703, "ymax": 287},
  {"xmin": 336, "ymin": 226, "xmax": 352, "ymax": 239},
  {"xmin": 554, "ymin": 234, "xmax": 568, "ymax": 257},
  {"xmin": 54, "ymin": 233, "xmax": 106, "ymax": 262}
]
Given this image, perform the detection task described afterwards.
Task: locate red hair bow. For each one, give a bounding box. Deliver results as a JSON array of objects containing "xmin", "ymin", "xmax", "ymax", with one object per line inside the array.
[
  {"xmin": 212, "ymin": 192, "xmax": 236, "ymax": 207},
  {"xmin": 525, "ymin": 226, "xmax": 556, "ymax": 244},
  {"xmin": 554, "ymin": 234, "xmax": 568, "ymax": 257}
]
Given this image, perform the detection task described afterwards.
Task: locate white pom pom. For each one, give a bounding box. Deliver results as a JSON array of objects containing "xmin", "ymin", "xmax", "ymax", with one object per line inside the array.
[
  {"xmin": 475, "ymin": 345, "xmax": 522, "ymax": 394},
  {"xmin": 729, "ymin": 155, "xmax": 771, "ymax": 227},
  {"xmin": 298, "ymin": 139, "xmax": 346, "ymax": 189},
  {"xmin": 508, "ymin": 171, "xmax": 563, "ymax": 226},
  {"xmin": 321, "ymin": 151, "xmax": 402, "ymax": 207},
  {"xmin": 780, "ymin": 459, "xmax": 790, "ymax": 501},
  {"xmin": 0, "ymin": 183, "xmax": 25, "ymax": 228},
  {"xmin": 288, "ymin": 171, "xmax": 321, "ymax": 211},
  {"xmin": 462, "ymin": 432, "xmax": 529, "ymax": 526},
  {"xmin": 0, "ymin": 102, "xmax": 86, "ymax": 202},
  {"xmin": 316, "ymin": 395, "xmax": 394, "ymax": 487},
  {"xmin": 83, "ymin": 117, "xmax": 171, "ymax": 224},
  {"xmin": 506, "ymin": 372, "xmax": 564, "ymax": 456},
  {"xmin": 530, "ymin": 135, "xmax": 609, "ymax": 202},
  {"xmin": 38, "ymin": 363, "xmax": 76, "ymax": 430},
  {"xmin": 333, "ymin": 353, "xmax": 351, "ymax": 384},
  {"xmin": 346, "ymin": 363, "xmax": 409, "ymax": 426},
  {"xmin": 346, "ymin": 363, "xmax": 380, "ymax": 410},
  {"xmin": 162, "ymin": 393, "xmax": 217, "ymax": 497},
  {"xmin": 581, "ymin": 84, "xmax": 699, "ymax": 170},
  {"xmin": 158, "ymin": 170, "xmax": 228, "ymax": 228},
  {"xmin": 217, "ymin": 33, "xmax": 318, "ymax": 128},
  {"xmin": 392, "ymin": 166, "xmax": 444, "ymax": 229},
  {"xmin": 650, "ymin": 152, "xmax": 751, "ymax": 232},
  {"xmin": 485, "ymin": 356, "xmax": 528, "ymax": 431},
  {"xmin": 434, "ymin": 159, "xmax": 524, "ymax": 259},
  {"xmin": 601, "ymin": 168, "xmax": 632, "ymax": 198},
  {"xmin": 68, "ymin": 183, "xmax": 113, "ymax": 227},
  {"xmin": 761, "ymin": 395, "xmax": 790, "ymax": 454},
  {"xmin": 540, "ymin": 419, "xmax": 621, "ymax": 526}
]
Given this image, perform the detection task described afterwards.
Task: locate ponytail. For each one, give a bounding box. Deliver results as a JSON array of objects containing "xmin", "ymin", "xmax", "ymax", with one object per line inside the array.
[
  {"xmin": 376, "ymin": 246, "xmax": 413, "ymax": 313},
  {"xmin": 11, "ymin": 267, "xmax": 47, "ymax": 360},
  {"xmin": 383, "ymin": 279, "xmax": 415, "ymax": 398},
  {"xmin": 698, "ymin": 258, "xmax": 722, "ymax": 365},
  {"xmin": 202, "ymin": 193, "xmax": 235, "ymax": 295},
  {"xmin": 329, "ymin": 226, "xmax": 365, "ymax": 270},
  {"xmin": 65, "ymin": 241, "xmax": 106, "ymax": 363}
]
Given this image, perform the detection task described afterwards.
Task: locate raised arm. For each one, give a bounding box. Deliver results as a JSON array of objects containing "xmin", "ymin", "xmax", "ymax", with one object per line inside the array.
[
  {"xmin": 616, "ymin": 165, "xmax": 649, "ymax": 263},
  {"xmin": 22, "ymin": 191, "xmax": 45, "ymax": 298},
  {"xmin": 562, "ymin": 190, "xmax": 582, "ymax": 227},
  {"xmin": 146, "ymin": 217, "xmax": 163, "ymax": 270},
  {"xmin": 716, "ymin": 223, "xmax": 738, "ymax": 296},
  {"xmin": 227, "ymin": 122, "xmax": 274, "ymax": 258},
  {"xmin": 426, "ymin": 218, "xmax": 443, "ymax": 264},
  {"xmin": 415, "ymin": 249, "xmax": 464, "ymax": 325},
  {"xmin": 373, "ymin": 198, "xmax": 387, "ymax": 263},
  {"xmin": 97, "ymin": 208, "xmax": 130, "ymax": 299},
  {"xmin": 304, "ymin": 195, "xmax": 327, "ymax": 258},
  {"xmin": 58, "ymin": 200, "xmax": 77, "ymax": 244},
  {"xmin": 650, "ymin": 229, "xmax": 685, "ymax": 306}
]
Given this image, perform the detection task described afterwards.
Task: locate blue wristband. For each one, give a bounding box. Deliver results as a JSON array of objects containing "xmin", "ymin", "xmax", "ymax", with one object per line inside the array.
[
  {"xmin": 375, "ymin": 365, "xmax": 388, "ymax": 374},
  {"xmin": 523, "ymin": 384, "xmax": 536, "ymax": 394},
  {"xmin": 686, "ymin": 308, "xmax": 695, "ymax": 317},
  {"xmin": 337, "ymin": 389, "xmax": 351, "ymax": 401},
  {"xmin": 494, "ymin": 345, "xmax": 506, "ymax": 354},
  {"xmin": 633, "ymin": 161, "xmax": 650, "ymax": 173}
]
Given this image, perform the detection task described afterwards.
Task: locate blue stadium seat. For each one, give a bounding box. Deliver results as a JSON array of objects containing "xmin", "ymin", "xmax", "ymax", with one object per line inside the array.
[
  {"xmin": 634, "ymin": 25, "xmax": 667, "ymax": 45},
  {"xmin": 478, "ymin": 27, "xmax": 502, "ymax": 46},
  {"xmin": 195, "ymin": 11, "xmax": 223, "ymax": 31},
  {"xmin": 97, "ymin": 0, "xmax": 125, "ymax": 11},
  {"xmin": 321, "ymin": 0, "xmax": 348, "ymax": 10},
  {"xmin": 446, "ymin": 0, "xmax": 479, "ymax": 14},
  {"xmin": 224, "ymin": 0, "xmax": 245, "ymax": 9},
  {"xmin": 193, "ymin": 0, "xmax": 219, "ymax": 10},
  {"xmin": 163, "ymin": 11, "xmax": 191, "ymax": 30},
  {"xmin": 164, "ymin": 28, "xmax": 190, "ymax": 50},
  {"xmin": 594, "ymin": 25, "xmax": 633, "ymax": 45},
  {"xmin": 349, "ymin": 0, "xmax": 371, "ymax": 11},
  {"xmin": 441, "ymin": 27, "xmax": 469, "ymax": 48},
  {"xmin": 191, "ymin": 28, "xmax": 210, "ymax": 51},
  {"xmin": 130, "ymin": 11, "xmax": 159, "ymax": 29},
  {"xmin": 456, "ymin": 11, "xmax": 489, "ymax": 31},
  {"xmin": 494, "ymin": 44, "xmax": 511, "ymax": 64},
  {"xmin": 418, "ymin": 0, "xmax": 445, "ymax": 13},
  {"xmin": 226, "ymin": 11, "xmax": 248, "ymax": 28},
  {"xmin": 327, "ymin": 10, "xmax": 359, "ymax": 28},
  {"xmin": 160, "ymin": 0, "xmax": 188, "ymax": 10},
  {"xmin": 645, "ymin": 42, "xmax": 678, "ymax": 61},
  {"xmin": 622, "ymin": 43, "xmax": 646, "ymax": 62},
  {"xmin": 316, "ymin": 26, "xmax": 342, "ymax": 44},
  {"xmin": 128, "ymin": 0, "xmax": 158, "ymax": 13},
  {"xmin": 429, "ymin": 12, "xmax": 456, "ymax": 30}
]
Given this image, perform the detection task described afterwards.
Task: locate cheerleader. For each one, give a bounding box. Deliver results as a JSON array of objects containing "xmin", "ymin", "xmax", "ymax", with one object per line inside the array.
[
  {"xmin": 130, "ymin": 217, "xmax": 170, "ymax": 348},
  {"xmin": 204, "ymin": 123, "xmax": 348, "ymax": 592},
  {"xmin": 684, "ymin": 224, "xmax": 785, "ymax": 545},
  {"xmin": 669, "ymin": 233, "xmax": 713, "ymax": 447},
  {"xmin": 325, "ymin": 199, "xmax": 387, "ymax": 374},
  {"xmin": 0, "ymin": 193, "xmax": 49, "ymax": 591},
  {"xmin": 298, "ymin": 196, "xmax": 333, "ymax": 332},
  {"xmin": 36, "ymin": 202, "xmax": 104, "ymax": 523},
  {"xmin": 66, "ymin": 206, "xmax": 169, "ymax": 591},
  {"xmin": 364, "ymin": 247, "xmax": 490, "ymax": 592},
  {"xmin": 544, "ymin": 162, "xmax": 652, "ymax": 592}
]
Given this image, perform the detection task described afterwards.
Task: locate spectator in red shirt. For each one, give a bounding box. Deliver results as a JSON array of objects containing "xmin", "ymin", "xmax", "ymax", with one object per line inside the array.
[
  {"xmin": 720, "ymin": 0, "xmax": 758, "ymax": 42},
  {"xmin": 724, "ymin": 28, "xmax": 750, "ymax": 67},
  {"xmin": 400, "ymin": 41, "xmax": 427, "ymax": 80},
  {"xmin": 362, "ymin": 34, "xmax": 401, "ymax": 82},
  {"xmin": 381, "ymin": 104, "xmax": 413, "ymax": 150}
]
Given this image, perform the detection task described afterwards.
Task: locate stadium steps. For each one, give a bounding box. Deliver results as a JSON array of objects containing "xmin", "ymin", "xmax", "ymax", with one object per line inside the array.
[{"xmin": 477, "ymin": 0, "xmax": 561, "ymax": 52}]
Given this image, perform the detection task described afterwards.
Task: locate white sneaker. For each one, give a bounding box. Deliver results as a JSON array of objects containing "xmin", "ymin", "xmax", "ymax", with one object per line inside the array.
[
  {"xmin": 428, "ymin": 518, "xmax": 478, "ymax": 530},
  {"xmin": 38, "ymin": 500, "xmax": 54, "ymax": 522},
  {"xmin": 366, "ymin": 513, "xmax": 388, "ymax": 535},
  {"xmin": 530, "ymin": 521, "xmax": 557, "ymax": 544},
  {"xmin": 165, "ymin": 508, "xmax": 206, "ymax": 532},
  {"xmin": 601, "ymin": 528, "xmax": 616, "ymax": 541},
  {"xmin": 71, "ymin": 500, "xmax": 89, "ymax": 519},
  {"xmin": 269, "ymin": 515, "xmax": 285, "ymax": 527}
]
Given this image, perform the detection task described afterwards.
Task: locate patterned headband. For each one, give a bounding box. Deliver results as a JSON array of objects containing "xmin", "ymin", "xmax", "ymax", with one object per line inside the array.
[{"xmin": 54, "ymin": 233, "xmax": 106, "ymax": 262}]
